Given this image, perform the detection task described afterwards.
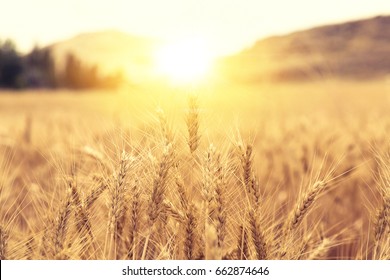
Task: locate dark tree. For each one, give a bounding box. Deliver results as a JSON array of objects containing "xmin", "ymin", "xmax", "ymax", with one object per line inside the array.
[
  {"xmin": 0, "ymin": 40, "xmax": 23, "ymax": 88},
  {"xmin": 24, "ymin": 46, "xmax": 57, "ymax": 88}
]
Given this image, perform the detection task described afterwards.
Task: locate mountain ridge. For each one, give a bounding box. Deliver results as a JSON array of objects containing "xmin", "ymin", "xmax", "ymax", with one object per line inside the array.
[
  {"xmin": 220, "ymin": 15, "xmax": 390, "ymax": 82},
  {"xmin": 48, "ymin": 15, "xmax": 390, "ymax": 83}
]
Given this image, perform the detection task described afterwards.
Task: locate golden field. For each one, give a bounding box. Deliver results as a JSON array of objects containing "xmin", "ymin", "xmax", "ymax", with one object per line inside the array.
[{"xmin": 0, "ymin": 79, "xmax": 389, "ymax": 260}]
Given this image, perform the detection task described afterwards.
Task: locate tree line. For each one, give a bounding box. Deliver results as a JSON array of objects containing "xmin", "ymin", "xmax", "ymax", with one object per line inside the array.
[{"xmin": 0, "ymin": 39, "xmax": 124, "ymax": 90}]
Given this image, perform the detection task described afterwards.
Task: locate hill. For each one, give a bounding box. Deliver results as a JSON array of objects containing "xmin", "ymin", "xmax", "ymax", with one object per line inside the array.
[
  {"xmin": 49, "ymin": 30, "xmax": 161, "ymax": 83},
  {"xmin": 48, "ymin": 16, "xmax": 390, "ymax": 84},
  {"xmin": 218, "ymin": 15, "xmax": 390, "ymax": 82}
]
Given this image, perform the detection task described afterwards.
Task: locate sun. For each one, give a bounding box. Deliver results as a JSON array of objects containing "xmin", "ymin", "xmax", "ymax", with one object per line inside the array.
[{"xmin": 155, "ymin": 38, "xmax": 214, "ymax": 84}]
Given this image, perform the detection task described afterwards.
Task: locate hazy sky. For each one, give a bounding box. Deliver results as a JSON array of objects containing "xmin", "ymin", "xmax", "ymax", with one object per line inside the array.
[{"xmin": 1, "ymin": 0, "xmax": 389, "ymax": 55}]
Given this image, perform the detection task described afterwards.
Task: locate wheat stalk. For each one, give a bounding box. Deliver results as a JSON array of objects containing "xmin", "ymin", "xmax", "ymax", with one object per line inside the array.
[
  {"xmin": 241, "ymin": 144, "xmax": 253, "ymax": 194},
  {"xmin": 248, "ymin": 209, "xmax": 268, "ymax": 259},
  {"xmin": 373, "ymin": 194, "xmax": 390, "ymax": 259},
  {"xmin": 285, "ymin": 180, "xmax": 327, "ymax": 233},
  {"xmin": 308, "ymin": 238, "xmax": 331, "ymax": 260},
  {"xmin": 127, "ymin": 179, "xmax": 141, "ymax": 259},
  {"xmin": 68, "ymin": 176, "xmax": 104, "ymax": 259},
  {"xmin": 184, "ymin": 206, "xmax": 197, "ymax": 260},
  {"xmin": 239, "ymin": 224, "xmax": 249, "ymax": 260},
  {"xmin": 215, "ymin": 177, "xmax": 226, "ymax": 250},
  {"xmin": 186, "ymin": 95, "xmax": 200, "ymax": 154},
  {"xmin": 69, "ymin": 178, "xmax": 93, "ymax": 239},
  {"xmin": 157, "ymin": 107, "xmax": 172, "ymax": 145},
  {"xmin": 0, "ymin": 224, "xmax": 9, "ymax": 260},
  {"xmin": 106, "ymin": 151, "xmax": 131, "ymax": 259},
  {"xmin": 143, "ymin": 144, "xmax": 174, "ymax": 259},
  {"xmin": 24, "ymin": 236, "xmax": 35, "ymax": 260},
  {"xmin": 148, "ymin": 144, "xmax": 173, "ymax": 226},
  {"xmin": 86, "ymin": 175, "xmax": 109, "ymax": 209},
  {"xmin": 53, "ymin": 187, "xmax": 72, "ymax": 258},
  {"xmin": 238, "ymin": 144, "xmax": 260, "ymax": 207},
  {"xmin": 373, "ymin": 149, "xmax": 390, "ymax": 258},
  {"xmin": 374, "ymin": 202, "xmax": 389, "ymax": 243}
]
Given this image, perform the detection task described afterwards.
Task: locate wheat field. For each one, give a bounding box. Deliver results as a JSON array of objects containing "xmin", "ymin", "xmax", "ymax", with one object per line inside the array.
[{"xmin": 0, "ymin": 80, "xmax": 389, "ymax": 260}]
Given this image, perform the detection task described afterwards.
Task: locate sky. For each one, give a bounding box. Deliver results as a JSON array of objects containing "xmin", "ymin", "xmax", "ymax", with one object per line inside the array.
[{"xmin": 1, "ymin": 0, "xmax": 389, "ymax": 55}]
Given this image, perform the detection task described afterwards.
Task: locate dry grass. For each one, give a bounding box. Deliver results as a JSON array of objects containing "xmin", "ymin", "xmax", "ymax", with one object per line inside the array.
[{"xmin": 0, "ymin": 80, "xmax": 389, "ymax": 259}]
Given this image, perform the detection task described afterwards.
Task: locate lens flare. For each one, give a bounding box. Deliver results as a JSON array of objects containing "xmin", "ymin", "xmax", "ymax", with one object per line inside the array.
[{"xmin": 155, "ymin": 38, "xmax": 214, "ymax": 84}]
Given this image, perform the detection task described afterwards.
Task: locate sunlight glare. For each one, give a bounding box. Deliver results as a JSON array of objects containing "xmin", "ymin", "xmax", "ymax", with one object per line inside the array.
[{"xmin": 155, "ymin": 38, "xmax": 214, "ymax": 84}]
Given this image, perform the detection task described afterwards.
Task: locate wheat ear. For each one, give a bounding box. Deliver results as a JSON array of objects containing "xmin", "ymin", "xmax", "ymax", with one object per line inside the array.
[
  {"xmin": 186, "ymin": 94, "xmax": 200, "ymax": 154},
  {"xmin": 106, "ymin": 151, "xmax": 131, "ymax": 259},
  {"xmin": 308, "ymin": 238, "xmax": 331, "ymax": 260},
  {"xmin": 127, "ymin": 179, "xmax": 141, "ymax": 259},
  {"xmin": 85, "ymin": 175, "xmax": 109, "ymax": 209},
  {"xmin": 143, "ymin": 144, "xmax": 173, "ymax": 259},
  {"xmin": 53, "ymin": 187, "xmax": 72, "ymax": 258},
  {"xmin": 248, "ymin": 209, "xmax": 268, "ymax": 259},
  {"xmin": 0, "ymin": 224, "xmax": 9, "ymax": 260},
  {"xmin": 285, "ymin": 180, "xmax": 327, "ymax": 233},
  {"xmin": 184, "ymin": 206, "xmax": 197, "ymax": 260}
]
